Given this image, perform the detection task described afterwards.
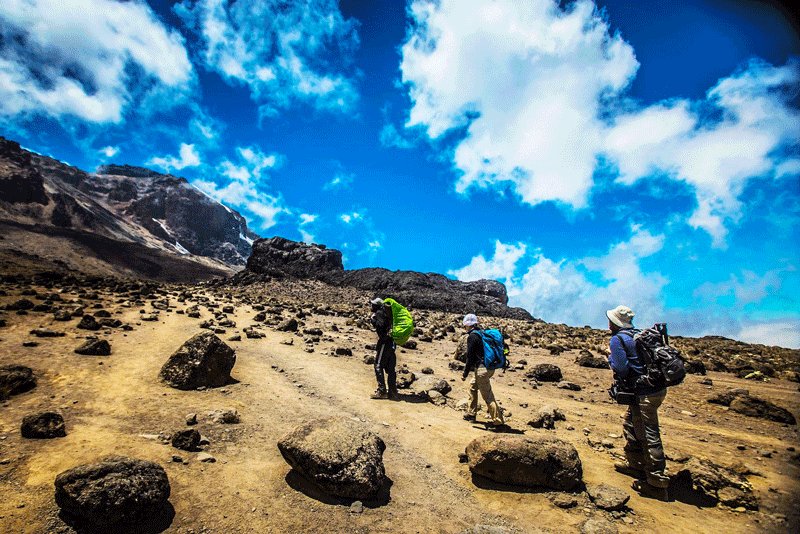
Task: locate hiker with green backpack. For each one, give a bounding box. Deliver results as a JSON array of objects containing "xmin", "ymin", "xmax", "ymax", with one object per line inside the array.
[
  {"xmin": 461, "ymin": 313, "xmax": 506, "ymax": 427},
  {"xmin": 369, "ymin": 297, "xmax": 414, "ymax": 400}
]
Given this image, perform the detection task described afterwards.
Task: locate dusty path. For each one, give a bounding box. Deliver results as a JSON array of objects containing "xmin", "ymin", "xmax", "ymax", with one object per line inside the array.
[{"xmin": 1, "ymin": 286, "xmax": 798, "ymax": 533}]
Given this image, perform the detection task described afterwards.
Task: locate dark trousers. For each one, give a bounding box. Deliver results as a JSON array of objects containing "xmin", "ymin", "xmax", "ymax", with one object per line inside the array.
[
  {"xmin": 623, "ymin": 389, "xmax": 669, "ymax": 487},
  {"xmin": 374, "ymin": 339, "xmax": 397, "ymax": 393}
]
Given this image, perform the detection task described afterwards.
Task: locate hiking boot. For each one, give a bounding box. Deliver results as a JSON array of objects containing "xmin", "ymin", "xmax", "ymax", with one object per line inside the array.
[
  {"xmin": 632, "ymin": 479, "xmax": 669, "ymax": 501},
  {"xmin": 614, "ymin": 461, "xmax": 645, "ymax": 478},
  {"xmin": 370, "ymin": 389, "xmax": 387, "ymax": 400},
  {"xmin": 463, "ymin": 414, "xmax": 476, "ymax": 422},
  {"xmin": 388, "ymin": 390, "xmax": 399, "ymax": 401}
]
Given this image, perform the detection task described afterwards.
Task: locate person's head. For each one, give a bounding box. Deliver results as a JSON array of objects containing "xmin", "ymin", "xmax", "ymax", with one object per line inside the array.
[
  {"xmin": 370, "ymin": 297, "xmax": 384, "ymax": 312},
  {"xmin": 606, "ymin": 305, "xmax": 635, "ymax": 332},
  {"xmin": 462, "ymin": 313, "xmax": 479, "ymax": 331}
]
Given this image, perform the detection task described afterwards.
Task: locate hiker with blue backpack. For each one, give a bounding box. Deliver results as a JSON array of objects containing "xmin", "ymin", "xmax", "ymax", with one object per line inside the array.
[
  {"xmin": 606, "ymin": 304, "xmax": 686, "ymax": 501},
  {"xmin": 461, "ymin": 314, "xmax": 506, "ymax": 427}
]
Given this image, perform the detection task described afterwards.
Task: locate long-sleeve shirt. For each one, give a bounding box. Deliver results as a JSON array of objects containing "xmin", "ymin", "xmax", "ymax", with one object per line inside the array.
[
  {"xmin": 463, "ymin": 331, "xmax": 484, "ymax": 379},
  {"xmin": 608, "ymin": 328, "xmax": 664, "ymax": 395},
  {"xmin": 371, "ymin": 305, "xmax": 392, "ymax": 344}
]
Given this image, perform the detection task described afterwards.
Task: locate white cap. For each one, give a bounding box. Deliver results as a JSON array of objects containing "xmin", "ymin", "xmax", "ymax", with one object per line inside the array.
[
  {"xmin": 462, "ymin": 313, "xmax": 479, "ymax": 326},
  {"xmin": 606, "ymin": 305, "xmax": 635, "ymax": 328}
]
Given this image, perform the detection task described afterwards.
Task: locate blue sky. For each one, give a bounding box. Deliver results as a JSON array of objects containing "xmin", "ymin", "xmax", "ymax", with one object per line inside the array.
[{"xmin": 1, "ymin": 0, "xmax": 799, "ymax": 347}]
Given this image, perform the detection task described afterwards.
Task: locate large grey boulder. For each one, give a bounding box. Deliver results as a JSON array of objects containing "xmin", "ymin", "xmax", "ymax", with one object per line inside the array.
[
  {"xmin": 54, "ymin": 456, "xmax": 171, "ymax": 527},
  {"xmin": 278, "ymin": 417, "xmax": 386, "ymax": 499},
  {"xmin": 466, "ymin": 434, "xmax": 582, "ymax": 491},
  {"xmin": 414, "ymin": 376, "xmax": 452, "ymax": 396},
  {"xmin": 159, "ymin": 331, "xmax": 236, "ymax": 390}
]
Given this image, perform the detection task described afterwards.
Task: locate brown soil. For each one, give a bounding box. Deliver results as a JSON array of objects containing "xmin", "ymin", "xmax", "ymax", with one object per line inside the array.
[{"xmin": 0, "ymin": 282, "xmax": 798, "ymax": 534}]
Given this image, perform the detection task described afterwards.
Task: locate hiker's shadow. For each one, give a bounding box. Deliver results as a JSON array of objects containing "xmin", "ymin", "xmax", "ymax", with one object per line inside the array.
[
  {"xmin": 58, "ymin": 502, "xmax": 175, "ymax": 533},
  {"xmin": 285, "ymin": 470, "xmax": 392, "ymax": 508},
  {"xmin": 394, "ymin": 392, "xmax": 429, "ymax": 404},
  {"xmin": 666, "ymin": 473, "xmax": 718, "ymax": 508}
]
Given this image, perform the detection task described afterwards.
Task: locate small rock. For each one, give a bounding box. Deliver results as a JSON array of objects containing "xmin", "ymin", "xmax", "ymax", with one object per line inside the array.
[
  {"xmin": 197, "ymin": 452, "xmax": 216, "ymax": 463},
  {"xmin": 349, "ymin": 501, "xmax": 364, "ymax": 514},
  {"xmin": 21, "ymin": 412, "xmax": 66, "ymax": 439},
  {"xmin": 586, "ymin": 483, "xmax": 630, "ymax": 511},
  {"xmin": 186, "ymin": 413, "xmax": 198, "ymax": 425},
  {"xmin": 209, "ymin": 409, "xmax": 240, "ymax": 424},
  {"xmin": 74, "ymin": 338, "xmax": 111, "ymax": 356}
]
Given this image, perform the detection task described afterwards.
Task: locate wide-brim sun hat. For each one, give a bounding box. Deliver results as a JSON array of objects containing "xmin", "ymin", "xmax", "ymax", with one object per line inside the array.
[
  {"xmin": 462, "ymin": 313, "xmax": 478, "ymax": 326},
  {"xmin": 606, "ymin": 305, "xmax": 635, "ymax": 328}
]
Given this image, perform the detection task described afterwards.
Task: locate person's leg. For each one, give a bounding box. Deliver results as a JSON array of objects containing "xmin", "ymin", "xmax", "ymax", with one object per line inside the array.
[
  {"xmin": 466, "ymin": 369, "xmax": 479, "ymax": 418},
  {"xmin": 372, "ymin": 343, "xmax": 386, "ymax": 396},
  {"xmin": 477, "ymin": 368, "xmax": 504, "ymax": 425},
  {"xmin": 622, "ymin": 403, "xmax": 646, "ymax": 471},
  {"xmin": 638, "ymin": 390, "xmax": 668, "ymax": 488},
  {"xmin": 386, "ymin": 344, "xmax": 397, "ymax": 398}
]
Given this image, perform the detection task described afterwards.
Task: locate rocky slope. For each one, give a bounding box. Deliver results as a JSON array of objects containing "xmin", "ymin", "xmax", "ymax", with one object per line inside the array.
[
  {"xmin": 231, "ymin": 236, "xmax": 533, "ymax": 320},
  {"xmin": 0, "ymin": 136, "xmax": 258, "ymax": 280}
]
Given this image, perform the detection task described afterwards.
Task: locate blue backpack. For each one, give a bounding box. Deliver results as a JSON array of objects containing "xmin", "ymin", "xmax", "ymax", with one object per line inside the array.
[{"xmin": 474, "ymin": 329, "xmax": 507, "ymax": 370}]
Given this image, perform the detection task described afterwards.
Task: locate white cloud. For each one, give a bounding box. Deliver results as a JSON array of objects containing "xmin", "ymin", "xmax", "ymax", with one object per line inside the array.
[
  {"xmin": 193, "ymin": 144, "xmax": 286, "ymax": 229},
  {"xmin": 451, "ymin": 227, "xmax": 667, "ymax": 326},
  {"xmin": 99, "ymin": 146, "xmax": 119, "ymax": 158},
  {"xmin": 693, "ymin": 269, "xmax": 786, "ymax": 307},
  {"xmin": 449, "ymin": 241, "xmax": 527, "ymax": 281},
  {"xmin": 147, "ymin": 143, "xmax": 201, "ymax": 172},
  {"xmin": 0, "ymin": 0, "xmax": 193, "ymax": 123},
  {"xmin": 735, "ymin": 320, "xmax": 800, "ymax": 349},
  {"xmin": 368, "ymin": 240, "xmax": 382, "ymax": 250},
  {"xmin": 298, "ymin": 212, "xmax": 318, "ymax": 243},
  {"xmin": 324, "ymin": 170, "xmax": 354, "ymax": 190},
  {"xmin": 340, "ymin": 211, "xmax": 363, "ymax": 224},
  {"xmin": 176, "ymin": 0, "xmax": 359, "ymax": 114},
  {"xmin": 400, "ymin": 0, "xmax": 800, "ymax": 245},
  {"xmin": 401, "ymin": 0, "xmax": 637, "ymax": 208},
  {"xmin": 379, "ymin": 122, "xmax": 414, "ymax": 149}
]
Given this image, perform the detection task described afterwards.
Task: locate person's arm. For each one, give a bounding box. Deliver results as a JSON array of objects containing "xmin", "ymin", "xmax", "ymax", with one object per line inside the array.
[
  {"xmin": 462, "ymin": 332, "xmax": 481, "ymax": 379},
  {"xmin": 608, "ymin": 335, "xmax": 630, "ymax": 378}
]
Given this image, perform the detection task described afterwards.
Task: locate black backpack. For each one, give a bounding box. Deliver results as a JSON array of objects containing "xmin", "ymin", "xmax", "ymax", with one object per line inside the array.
[{"xmin": 619, "ymin": 323, "xmax": 686, "ymax": 388}]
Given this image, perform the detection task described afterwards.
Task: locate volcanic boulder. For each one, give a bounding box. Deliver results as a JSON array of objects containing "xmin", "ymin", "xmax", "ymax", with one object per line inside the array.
[
  {"xmin": 54, "ymin": 456, "xmax": 171, "ymax": 527},
  {"xmin": 74, "ymin": 338, "xmax": 111, "ymax": 356},
  {"xmin": 671, "ymin": 457, "xmax": 758, "ymax": 510},
  {"xmin": 575, "ymin": 351, "xmax": 609, "ymax": 369},
  {"xmin": 278, "ymin": 417, "xmax": 386, "ymax": 499},
  {"xmin": 707, "ymin": 389, "xmax": 795, "ymax": 425},
  {"xmin": 466, "ymin": 435, "xmax": 582, "ymax": 491},
  {"xmin": 21, "ymin": 412, "xmax": 66, "ymax": 439},
  {"xmin": 171, "ymin": 429, "xmax": 201, "ymax": 451},
  {"xmin": 0, "ymin": 364, "xmax": 36, "ymax": 400},
  {"xmin": 526, "ymin": 363, "xmax": 563, "ymax": 382},
  {"xmin": 159, "ymin": 332, "xmax": 236, "ymax": 390}
]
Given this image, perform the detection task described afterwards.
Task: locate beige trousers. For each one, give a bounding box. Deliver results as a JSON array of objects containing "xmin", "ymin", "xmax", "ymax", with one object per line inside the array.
[{"xmin": 467, "ymin": 367, "xmax": 504, "ymax": 424}]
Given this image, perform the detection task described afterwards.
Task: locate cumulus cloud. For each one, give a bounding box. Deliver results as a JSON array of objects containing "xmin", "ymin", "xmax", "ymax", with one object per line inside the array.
[
  {"xmin": 147, "ymin": 143, "xmax": 202, "ymax": 172},
  {"xmin": 176, "ymin": 0, "xmax": 360, "ymax": 114},
  {"xmin": 450, "ymin": 227, "xmax": 667, "ymax": 327},
  {"xmin": 340, "ymin": 211, "xmax": 364, "ymax": 224},
  {"xmin": 400, "ymin": 0, "xmax": 800, "ymax": 245},
  {"xmin": 693, "ymin": 269, "xmax": 786, "ymax": 307},
  {"xmin": 0, "ymin": 0, "xmax": 193, "ymax": 123},
  {"xmin": 298, "ymin": 213, "xmax": 318, "ymax": 243},
  {"xmin": 324, "ymin": 170, "xmax": 355, "ymax": 190},
  {"xmin": 99, "ymin": 146, "xmax": 119, "ymax": 158},
  {"xmin": 736, "ymin": 320, "xmax": 800, "ymax": 349}
]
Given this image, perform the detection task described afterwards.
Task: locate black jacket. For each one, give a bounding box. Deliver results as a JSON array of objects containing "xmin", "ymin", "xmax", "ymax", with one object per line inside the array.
[
  {"xmin": 371, "ymin": 305, "xmax": 393, "ymax": 344},
  {"xmin": 462, "ymin": 330, "xmax": 484, "ymax": 378}
]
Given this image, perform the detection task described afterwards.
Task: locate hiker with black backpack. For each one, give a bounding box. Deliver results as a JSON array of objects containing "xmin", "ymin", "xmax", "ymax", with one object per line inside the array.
[
  {"xmin": 461, "ymin": 314, "xmax": 506, "ymax": 427},
  {"xmin": 606, "ymin": 304, "xmax": 680, "ymax": 500}
]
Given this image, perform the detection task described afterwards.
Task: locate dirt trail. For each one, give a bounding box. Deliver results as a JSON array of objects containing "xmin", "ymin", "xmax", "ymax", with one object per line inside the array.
[{"xmin": 1, "ymin": 288, "xmax": 798, "ymax": 533}]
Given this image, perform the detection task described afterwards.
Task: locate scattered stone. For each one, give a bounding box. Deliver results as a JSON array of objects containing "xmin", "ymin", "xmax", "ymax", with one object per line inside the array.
[
  {"xmin": 403, "ymin": 340, "xmax": 418, "ymax": 350},
  {"xmin": 526, "ymin": 363, "xmax": 562, "ymax": 382},
  {"xmin": 228, "ymin": 334, "xmax": 242, "ymax": 342},
  {"xmin": 6, "ymin": 298, "xmax": 34, "ymax": 311},
  {"xmin": 708, "ymin": 389, "xmax": 795, "ymax": 425},
  {"xmin": 276, "ymin": 318, "xmax": 299, "ymax": 332},
  {"xmin": 427, "ymin": 390, "xmax": 447, "ymax": 405},
  {"xmin": 528, "ymin": 405, "xmax": 566, "ymax": 430},
  {"xmin": 209, "ymin": 409, "xmax": 240, "ymax": 424},
  {"xmin": 466, "ymin": 434, "xmax": 582, "ymax": 491},
  {"xmin": 586, "ymin": 484, "xmax": 629, "ymax": 511},
  {"xmin": 550, "ymin": 493, "xmax": 578, "ymax": 508},
  {"xmin": 141, "ymin": 314, "xmax": 159, "ymax": 322},
  {"xmin": 575, "ymin": 351, "xmax": 609, "ymax": 369},
  {"xmin": 421, "ymin": 367, "xmax": 434, "ymax": 374},
  {"xmin": 396, "ymin": 368, "xmax": 416, "ymax": 389},
  {"xmin": 349, "ymin": 501, "xmax": 364, "ymax": 514},
  {"xmin": 684, "ymin": 359, "xmax": 707, "ymax": 375},
  {"xmin": 699, "ymin": 377, "xmax": 713, "ymax": 386},
  {"xmin": 557, "ymin": 381, "xmax": 582, "ymax": 391},
  {"xmin": 197, "ymin": 452, "xmax": 216, "ymax": 463},
  {"xmin": 335, "ymin": 347, "xmax": 353, "ymax": 356},
  {"xmin": 54, "ymin": 456, "xmax": 171, "ymax": 527},
  {"xmin": 29, "ymin": 328, "xmax": 65, "ymax": 338},
  {"xmin": 21, "ymin": 412, "xmax": 66, "ymax": 439},
  {"xmin": 0, "ymin": 365, "xmax": 36, "ymax": 400},
  {"xmin": 159, "ymin": 332, "xmax": 236, "ymax": 390},
  {"xmin": 413, "ymin": 376, "xmax": 452, "ymax": 396},
  {"xmin": 581, "ymin": 518, "xmax": 619, "ymax": 534},
  {"xmin": 671, "ymin": 457, "xmax": 758, "ymax": 510},
  {"xmin": 186, "ymin": 413, "xmax": 198, "ymax": 425},
  {"xmin": 171, "ymin": 429, "xmax": 200, "ymax": 451},
  {"xmin": 74, "ymin": 338, "xmax": 111, "ymax": 356},
  {"xmin": 363, "ymin": 354, "xmax": 375, "ymax": 365},
  {"xmin": 53, "ymin": 309, "xmax": 72, "ymax": 321},
  {"xmin": 77, "ymin": 315, "xmax": 101, "ymax": 331},
  {"xmin": 278, "ymin": 417, "xmax": 386, "ymax": 499},
  {"xmin": 22, "ymin": 341, "xmax": 38, "ymax": 347}
]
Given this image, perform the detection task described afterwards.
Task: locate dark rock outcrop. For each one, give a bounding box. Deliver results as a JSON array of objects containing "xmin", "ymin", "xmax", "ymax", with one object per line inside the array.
[
  {"xmin": 278, "ymin": 417, "xmax": 386, "ymax": 499},
  {"xmin": 466, "ymin": 434, "xmax": 582, "ymax": 491},
  {"xmin": 75, "ymin": 338, "xmax": 112, "ymax": 356},
  {"xmin": 171, "ymin": 429, "xmax": 200, "ymax": 451},
  {"xmin": 671, "ymin": 457, "xmax": 758, "ymax": 510},
  {"xmin": 235, "ymin": 237, "xmax": 533, "ymax": 320},
  {"xmin": 159, "ymin": 332, "xmax": 236, "ymax": 390},
  {"xmin": 0, "ymin": 364, "xmax": 36, "ymax": 400},
  {"xmin": 21, "ymin": 412, "xmax": 66, "ymax": 438},
  {"xmin": 0, "ymin": 138, "xmax": 48, "ymax": 204},
  {"xmin": 526, "ymin": 363, "xmax": 563, "ymax": 382},
  {"xmin": 54, "ymin": 456, "xmax": 171, "ymax": 527}
]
